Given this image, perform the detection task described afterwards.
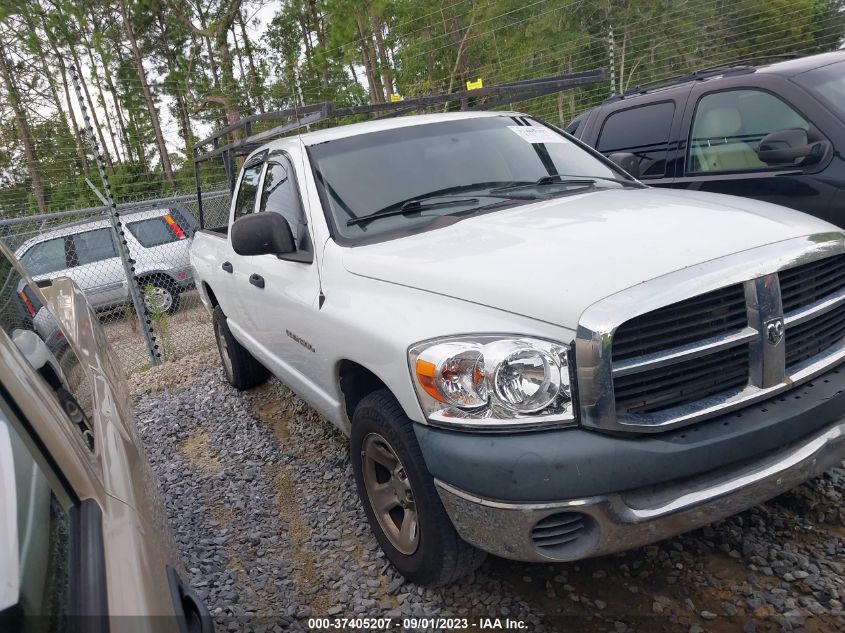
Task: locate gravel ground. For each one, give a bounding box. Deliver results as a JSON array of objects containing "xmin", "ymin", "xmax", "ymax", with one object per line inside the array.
[{"xmin": 132, "ymin": 353, "xmax": 845, "ymax": 633}]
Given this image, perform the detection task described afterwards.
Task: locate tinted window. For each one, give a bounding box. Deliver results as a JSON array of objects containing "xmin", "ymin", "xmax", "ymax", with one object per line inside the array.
[
  {"xmin": 688, "ymin": 89, "xmax": 809, "ymax": 173},
  {"xmin": 596, "ymin": 102, "xmax": 675, "ymax": 178},
  {"xmin": 0, "ymin": 248, "xmax": 95, "ymax": 450},
  {"xmin": 20, "ymin": 239, "xmax": 66, "ymax": 276},
  {"xmin": 309, "ymin": 116, "xmax": 625, "ymax": 242},
  {"xmin": 233, "ymin": 164, "xmax": 263, "ymax": 221},
  {"xmin": 127, "ymin": 216, "xmax": 184, "ymax": 247},
  {"xmin": 67, "ymin": 228, "xmax": 117, "ymax": 266},
  {"xmin": 1, "ymin": 410, "xmax": 71, "ymax": 623},
  {"xmin": 794, "ymin": 61, "xmax": 845, "ymax": 121},
  {"xmin": 259, "ymin": 160, "xmax": 305, "ymax": 243}
]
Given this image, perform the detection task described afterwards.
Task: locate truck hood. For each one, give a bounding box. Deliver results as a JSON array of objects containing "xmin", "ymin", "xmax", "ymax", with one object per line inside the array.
[{"xmin": 342, "ymin": 187, "xmax": 835, "ymax": 328}]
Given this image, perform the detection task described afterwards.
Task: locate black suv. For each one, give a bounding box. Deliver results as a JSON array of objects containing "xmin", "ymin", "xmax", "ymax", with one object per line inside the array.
[{"xmin": 568, "ymin": 52, "xmax": 845, "ymax": 227}]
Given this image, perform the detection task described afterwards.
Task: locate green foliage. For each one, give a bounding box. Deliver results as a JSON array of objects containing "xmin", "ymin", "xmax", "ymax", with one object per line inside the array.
[{"xmin": 0, "ymin": 0, "xmax": 843, "ymax": 220}]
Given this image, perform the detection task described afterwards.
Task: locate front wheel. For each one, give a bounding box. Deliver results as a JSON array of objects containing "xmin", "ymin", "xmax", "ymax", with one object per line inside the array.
[{"xmin": 351, "ymin": 389, "xmax": 485, "ymax": 585}]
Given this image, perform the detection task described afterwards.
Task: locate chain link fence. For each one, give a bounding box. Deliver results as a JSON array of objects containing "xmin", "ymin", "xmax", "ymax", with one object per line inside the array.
[{"xmin": 0, "ymin": 187, "xmax": 231, "ymax": 375}]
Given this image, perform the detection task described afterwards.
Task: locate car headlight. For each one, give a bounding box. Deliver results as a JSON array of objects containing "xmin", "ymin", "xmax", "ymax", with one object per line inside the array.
[{"xmin": 408, "ymin": 335, "xmax": 576, "ymax": 430}]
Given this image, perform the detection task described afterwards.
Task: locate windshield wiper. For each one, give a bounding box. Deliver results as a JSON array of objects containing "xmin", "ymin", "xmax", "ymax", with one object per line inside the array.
[
  {"xmin": 347, "ymin": 193, "xmax": 540, "ymax": 227},
  {"xmin": 490, "ymin": 174, "xmax": 640, "ymax": 194}
]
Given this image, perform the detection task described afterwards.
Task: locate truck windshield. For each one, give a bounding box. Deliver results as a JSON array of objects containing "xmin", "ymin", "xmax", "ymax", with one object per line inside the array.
[
  {"xmin": 308, "ymin": 116, "xmax": 632, "ymax": 243},
  {"xmin": 795, "ymin": 61, "xmax": 845, "ymax": 121}
]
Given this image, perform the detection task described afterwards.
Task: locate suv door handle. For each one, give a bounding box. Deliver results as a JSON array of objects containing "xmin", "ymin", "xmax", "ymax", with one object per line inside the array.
[
  {"xmin": 222, "ymin": 261, "xmax": 233, "ymax": 273},
  {"xmin": 249, "ymin": 273, "xmax": 265, "ymax": 289}
]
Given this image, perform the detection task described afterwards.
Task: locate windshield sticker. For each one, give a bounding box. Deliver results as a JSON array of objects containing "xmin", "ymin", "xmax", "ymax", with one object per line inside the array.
[{"xmin": 507, "ymin": 126, "xmax": 568, "ymax": 144}]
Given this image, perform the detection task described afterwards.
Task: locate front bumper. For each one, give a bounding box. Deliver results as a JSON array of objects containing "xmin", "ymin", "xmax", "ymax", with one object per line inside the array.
[{"xmin": 436, "ymin": 419, "xmax": 845, "ymax": 562}]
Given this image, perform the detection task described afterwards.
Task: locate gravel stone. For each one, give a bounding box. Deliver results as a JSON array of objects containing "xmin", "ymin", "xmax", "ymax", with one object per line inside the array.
[{"xmin": 130, "ymin": 353, "xmax": 845, "ymax": 632}]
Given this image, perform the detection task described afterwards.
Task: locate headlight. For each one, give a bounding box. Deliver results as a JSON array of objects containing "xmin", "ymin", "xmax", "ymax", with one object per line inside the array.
[{"xmin": 409, "ymin": 335, "xmax": 576, "ymax": 430}]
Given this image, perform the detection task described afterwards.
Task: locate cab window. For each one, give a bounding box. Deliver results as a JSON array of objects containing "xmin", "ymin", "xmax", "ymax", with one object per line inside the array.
[
  {"xmin": 233, "ymin": 163, "xmax": 263, "ymax": 222},
  {"xmin": 687, "ymin": 89, "xmax": 809, "ymax": 173},
  {"xmin": 20, "ymin": 239, "xmax": 66, "ymax": 277},
  {"xmin": 596, "ymin": 102, "xmax": 675, "ymax": 178},
  {"xmin": 259, "ymin": 158, "xmax": 307, "ymax": 247}
]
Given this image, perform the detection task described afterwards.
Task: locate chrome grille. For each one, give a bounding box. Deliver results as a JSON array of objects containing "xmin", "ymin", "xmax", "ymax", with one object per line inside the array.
[
  {"xmin": 575, "ymin": 234, "xmax": 845, "ymax": 433},
  {"xmin": 613, "ymin": 284, "xmax": 747, "ymax": 361},
  {"xmin": 780, "ymin": 254, "xmax": 845, "ymax": 313},
  {"xmin": 782, "ymin": 254, "xmax": 845, "ymax": 370},
  {"xmin": 615, "ymin": 345, "xmax": 750, "ymax": 414}
]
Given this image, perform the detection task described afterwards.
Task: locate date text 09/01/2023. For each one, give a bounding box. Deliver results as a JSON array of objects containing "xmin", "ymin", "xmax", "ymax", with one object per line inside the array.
[{"xmin": 308, "ymin": 617, "xmax": 528, "ymax": 630}]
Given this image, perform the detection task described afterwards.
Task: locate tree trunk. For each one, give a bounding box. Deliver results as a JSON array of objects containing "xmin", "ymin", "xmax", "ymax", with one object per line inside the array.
[
  {"xmin": 371, "ymin": 14, "xmax": 393, "ymax": 100},
  {"xmin": 307, "ymin": 0, "xmax": 329, "ymax": 88},
  {"xmin": 120, "ymin": 0, "xmax": 174, "ymax": 185},
  {"xmin": 112, "ymin": 41, "xmax": 148, "ymax": 164},
  {"xmin": 355, "ymin": 12, "xmax": 382, "ymax": 103},
  {"xmin": 0, "ymin": 44, "xmax": 46, "ymax": 213},
  {"xmin": 215, "ymin": 28, "xmax": 242, "ymax": 134},
  {"xmin": 156, "ymin": 11, "xmax": 194, "ymax": 156},
  {"xmin": 237, "ymin": 9, "xmax": 264, "ymax": 112},
  {"xmin": 85, "ymin": 45, "xmax": 124, "ymax": 163},
  {"xmin": 71, "ymin": 46, "xmax": 114, "ymax": 171},
  {"xmin": 91, "ymin": 19, "xmax": 134, "ymax": 163},
  {"xmin": 37, "ymin": 4, "xmax": 89, "ymax": 171}
]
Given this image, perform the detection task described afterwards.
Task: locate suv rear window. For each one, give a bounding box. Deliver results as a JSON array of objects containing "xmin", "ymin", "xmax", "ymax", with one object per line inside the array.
[
  {"xmin": 596, "ymin": 102, "xmax": 675, "ymax": 178},
  {"xmin": 127, "ymin": 215, "xmax": 186, "ymax": 247}
]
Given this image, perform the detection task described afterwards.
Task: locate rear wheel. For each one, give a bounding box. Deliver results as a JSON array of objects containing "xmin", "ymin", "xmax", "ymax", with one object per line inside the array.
[
  {"xmin": 351, "ymin": 389, "xmax": 485, "ymax": 585},
  {"xmin": 212, "ymin": 306, "xmax": 268, "ymax": 390},
  {"xmin": 142, "ymin": 278, "xmax": 180, "ymax": 315}
]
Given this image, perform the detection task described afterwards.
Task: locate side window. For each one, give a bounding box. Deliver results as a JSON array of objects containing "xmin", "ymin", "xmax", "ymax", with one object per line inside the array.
[
  {"xmin": 0, "ymin": 251, "xmax": 95, "ymax": 451},
  {"xmin": 259, "ymin": 159, "xmax": 306, "ymax": 244},
  {"xmin": 233, "ymin": 163, "xmax": 263, "ymax": 222},
  {"xmin": 67, "ymin": 228, "xmax": 117, "ymax": 267},
  {"xmin": 1, "ymin": 410, "xmax": 71, "ymax": 623},
  {"xmin": 19, "ymin": 239, "xmax": 66, "ymax": 277},
  {"xmin": 596, "ymin": 102, "xmax": 675, "ymax": 178},
  {"xmin": 688, "ymin": 89, "xmax": 809, "ymax": 173}
]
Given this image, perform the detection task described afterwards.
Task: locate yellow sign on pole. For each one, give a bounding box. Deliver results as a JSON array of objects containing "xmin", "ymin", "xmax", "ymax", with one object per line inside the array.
[
  {"xmin": 466, "ymin": 78, "xmax": 484, "ymax": 91},
  {"xmin": 389, "ymin": 93, "xmax": 403, "ymax": 102}
]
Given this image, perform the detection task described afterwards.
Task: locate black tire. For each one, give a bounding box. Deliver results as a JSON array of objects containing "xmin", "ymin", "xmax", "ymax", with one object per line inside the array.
[
  {"xmin": 141, "ymin": 277, "xmax": 181, "ymax": 315},
  {"xmin": 351, "ymin": 388, "xmax": 486, "ymax": 585},
  {"xmin": 212, "ymin": 305, "xmax": 268, "ymax": 390}
]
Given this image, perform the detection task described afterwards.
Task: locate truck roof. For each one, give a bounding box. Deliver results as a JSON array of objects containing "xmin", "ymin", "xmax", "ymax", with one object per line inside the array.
[{"xmin": 258, "ymin": 110, "xmax": 521, "ymax": 154}]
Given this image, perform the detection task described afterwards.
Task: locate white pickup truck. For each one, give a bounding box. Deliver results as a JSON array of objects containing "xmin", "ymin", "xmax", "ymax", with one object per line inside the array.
[{"xmin": 190, "ymin": 111, "xmax": 845, "ymax": 586}]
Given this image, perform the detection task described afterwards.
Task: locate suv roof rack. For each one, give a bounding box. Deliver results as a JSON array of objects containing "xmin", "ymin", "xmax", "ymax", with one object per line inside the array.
[{"xmin": 603, "ymin": 54, "xmax": 798, "ymax": 103}]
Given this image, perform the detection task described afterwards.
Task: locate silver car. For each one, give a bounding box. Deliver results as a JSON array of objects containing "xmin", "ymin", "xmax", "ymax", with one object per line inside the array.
[{"xmin": 15, "ymin": 208, "xmax": 195, "ymax": 314}]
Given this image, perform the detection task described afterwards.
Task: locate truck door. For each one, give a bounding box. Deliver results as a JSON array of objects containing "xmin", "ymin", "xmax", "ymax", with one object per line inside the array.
[
  {"xmin": 234, "ymin": 154, "xmax": 321, "ymax": 384},
  {"xmin": 220, "ymin": 159, "xmax": 265, "ymax": 330}
]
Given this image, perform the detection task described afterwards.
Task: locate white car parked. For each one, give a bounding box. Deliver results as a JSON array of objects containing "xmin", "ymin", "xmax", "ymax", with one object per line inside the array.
[
  {"xmin": 16, "ymin": 207, "xmax": 195, "ymax": 314},
  {"xmin": 190, "ymin": 111, "xmax": 845, "ymax": 585}
]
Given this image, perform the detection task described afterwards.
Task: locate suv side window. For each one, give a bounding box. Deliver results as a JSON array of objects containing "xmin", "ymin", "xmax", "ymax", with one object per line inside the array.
[
  {"xmin": 596, "ymin": 102, "xmax": 675, "ymax": 178},
  {"xmin": 259, "ymin": 158, "xmax": 307, "ymax": 245},
  {"xmin": 233, "ymin": 163, "xmax": 263, "ymax": 222},
  {"xmin": 688, "ymin": 89, "xmax": 809, "ymax": 173},
  {"xmin": 20, "ymin": 238, "xmax": 66, "ymax": 277},
  {"xmin": 67, "ymin": 228, "xmax": 117, "ymax": 267}
]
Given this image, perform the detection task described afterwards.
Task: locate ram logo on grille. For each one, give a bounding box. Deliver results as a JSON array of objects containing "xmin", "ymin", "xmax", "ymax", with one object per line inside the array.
[{"xmin": 765, "ymin": 317, "xmax": 785, "ymax": 346}]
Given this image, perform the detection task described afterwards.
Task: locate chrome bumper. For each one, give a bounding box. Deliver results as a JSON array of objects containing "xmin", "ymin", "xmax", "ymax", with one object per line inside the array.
[{"xmin": 435, "ymin": 420, "xmax": 845, "ymax": 562}]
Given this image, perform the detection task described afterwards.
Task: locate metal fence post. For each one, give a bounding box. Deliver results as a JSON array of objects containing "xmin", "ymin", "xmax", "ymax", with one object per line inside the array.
[{"xmin": 70, "ymin": 64, "xmax": 161, "ymax": 367}]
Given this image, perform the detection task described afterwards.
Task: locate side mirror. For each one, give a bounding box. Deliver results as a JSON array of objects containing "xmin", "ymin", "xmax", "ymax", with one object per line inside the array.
[
  {"xmin": 757, "ymin": 128, "xmax": 827, "ymax": 166},
  {"xmin": 607, "ymin": 152, "xmax": 641, "ymax": 180},
  {"xmin": 231, "ymin": 213, "xmax": 296, "ymax": 257}
]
